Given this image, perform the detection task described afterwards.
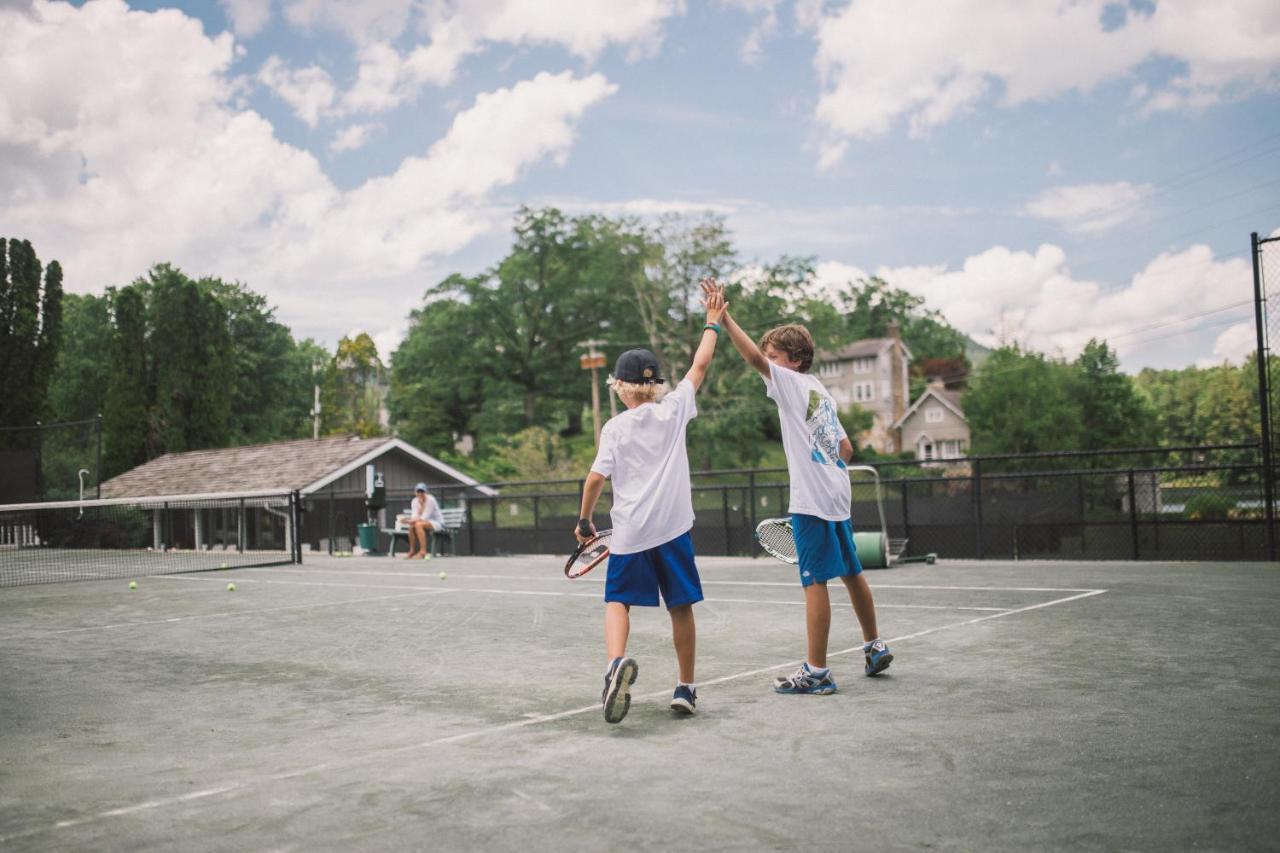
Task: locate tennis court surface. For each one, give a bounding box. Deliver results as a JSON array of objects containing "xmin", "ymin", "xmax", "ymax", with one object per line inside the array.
[{"xmin": 2, "ymin": 555, "xmax": 1277, "ymax": 851}]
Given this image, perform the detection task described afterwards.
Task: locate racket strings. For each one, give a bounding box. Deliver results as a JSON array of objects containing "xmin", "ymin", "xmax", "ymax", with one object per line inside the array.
[{"xmin": 755, "ymin": 520, "xmax": 797, "ymax": 562}]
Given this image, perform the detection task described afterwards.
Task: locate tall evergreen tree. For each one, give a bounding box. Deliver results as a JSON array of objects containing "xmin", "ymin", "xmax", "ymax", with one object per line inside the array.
[
  {"xmin": 102, "ymin": 286, "xmax": 150, "ymax": 477},
  {"xmin": 0, "ymin": 239, "xmax": 63, "ymax": 437}
]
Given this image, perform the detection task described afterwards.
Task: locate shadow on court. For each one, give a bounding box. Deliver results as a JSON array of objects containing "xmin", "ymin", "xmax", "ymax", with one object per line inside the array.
[{"xmin": 1, "ymin": 554, "xmax": 1277, "ymax": 851}]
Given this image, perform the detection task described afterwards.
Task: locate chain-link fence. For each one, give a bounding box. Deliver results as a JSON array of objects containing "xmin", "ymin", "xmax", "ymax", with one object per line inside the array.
[{"xmin": 327, "ymin": 443, "xmax": 1268, "ymax": 561}]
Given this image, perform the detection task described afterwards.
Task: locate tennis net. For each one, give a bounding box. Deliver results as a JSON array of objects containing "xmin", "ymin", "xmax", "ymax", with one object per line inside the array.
[{"xmin": 0, "ymin": 491, "xmax": 300, "ymax": 587}]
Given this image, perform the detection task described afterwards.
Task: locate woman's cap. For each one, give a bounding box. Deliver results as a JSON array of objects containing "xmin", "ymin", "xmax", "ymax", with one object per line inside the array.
[
  {"xmin": 415, "ymin": 482, "xmax": 427, "ymax": 492},
  {"xmin": 612, "ymin": 349, "xmax": 664, "ymax": 385}
]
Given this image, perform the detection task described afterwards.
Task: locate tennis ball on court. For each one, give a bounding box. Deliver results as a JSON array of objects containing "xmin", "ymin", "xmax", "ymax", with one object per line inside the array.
[
  {"xmin": 128, "ymin": 581, "xmax": 137, "ymax": 590},
  {"xmin": 439, "ymin": 571, "xmax": 447, "ymax": 580},
  {"xmin": 227, "ymin": 582, "xmax": 237, "ymax": 592},
  {"xmin": 220, "ymin": 562, "xmax": 228, "ymax": 569}
]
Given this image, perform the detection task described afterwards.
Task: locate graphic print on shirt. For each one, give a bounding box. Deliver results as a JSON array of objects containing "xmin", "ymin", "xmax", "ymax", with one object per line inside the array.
[{"xmin": 805, "ymin": 390, "xmax": 845, "ymax": 468}]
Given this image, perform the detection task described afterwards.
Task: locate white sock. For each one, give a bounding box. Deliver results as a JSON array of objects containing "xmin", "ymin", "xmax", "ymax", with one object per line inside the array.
[
  {"xmin": 865, "ymin": 637, "xmax": 881, "ymax": 647},
  {"xmin": 804, "ymin": 662, "xmax": 829, "ymax": 676},
  {"xmin": 677, "ymin": 680, "xmax": 696, "ymax": 691}
]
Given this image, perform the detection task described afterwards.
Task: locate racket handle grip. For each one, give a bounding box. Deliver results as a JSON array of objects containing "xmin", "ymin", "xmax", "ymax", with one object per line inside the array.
[{"xmin": 577, "ymin": 518, "xmax": 593, "ymax": 538}]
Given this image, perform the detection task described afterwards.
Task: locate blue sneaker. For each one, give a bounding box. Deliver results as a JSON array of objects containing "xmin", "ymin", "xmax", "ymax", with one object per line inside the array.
[
  {"xmin": 864, "ymin": 640, "xmax": 893, "ymax": 676},
  {"xmin": 602, "ymin": 657, "xmax": 638, "ymax": 724},
  {"xmin": 671, "ymin": 684, "xmax": 697, "ymax": 715},
  {"xmin": 773, "ymin": 664, "xmax": 837, "ymax": 695}
]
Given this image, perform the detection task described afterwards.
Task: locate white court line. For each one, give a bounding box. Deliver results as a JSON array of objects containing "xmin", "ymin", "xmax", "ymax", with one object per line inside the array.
[
  {"xmin": 0, "ymin": 586, "xmax": 1104, "ymax": 844},
  {"xmin": 166, "ymin": 575, "xmax": 1014, "ymax": 612},
  {"xmin": 49, "ymin": 589, "xmax": 449, "ymax": 634},
  {"xmin": 234, "ymin": 566, "xmax": 1094, "ymax": 594}
]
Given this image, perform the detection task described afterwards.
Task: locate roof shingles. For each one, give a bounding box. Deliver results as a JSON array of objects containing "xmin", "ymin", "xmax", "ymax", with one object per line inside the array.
[{"xmin": 100, "ymin": 436, "xmax": 390, "ymax": 498}]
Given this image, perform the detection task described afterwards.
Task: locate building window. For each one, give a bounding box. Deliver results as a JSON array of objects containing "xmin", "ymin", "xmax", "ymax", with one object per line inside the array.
[
  {"xmin": 853, "ymin": 382, "xmax": 874, "ymax": 402},
  {"xmin": 920, "ymin": 441, "xmax": 934, "ymax": 461},
  {"xmin": 817, "ymin": 362, "xmax": 840, "ymax": 378},
  {"xmin": 854, "ymin": 357, "xmax": 874, "ymax": 374},
  {"xmin": 926, "ymin": 406, "xmax": 943, "ymax": 423}
]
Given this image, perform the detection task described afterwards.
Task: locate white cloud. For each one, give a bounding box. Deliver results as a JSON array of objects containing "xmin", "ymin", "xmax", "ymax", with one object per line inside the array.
[
  {"xmin": 334, "ymin": 0, "xmax": 682, "ymax": 115},
  {"xmin": 329, "ymin": 122, "xmax": 383, "ymax": 154},
  {"xmin": 813, "ymin": 243, "xmax": 1253, "ymax": 366},
  {"xmin": 220, "ymin": 0, "xmax": 271, "ymax": 39},
  {"xmin": 282, "ymin": 0, "xmax": 415, "ymax": 44},
  {"xmin": 1025, "ymin": 181, "xmax": 1152, "ymax": 233},
  {"xmin": 258, "ymin": 55, "xmax": 336, "ymax": 127},
  {"xmin": 0, "ymin": 2, "xmax": 615, "ymax": 340},
  {"xmin": 1211, "ymin": 323, "xmax": 1257, "ymax": 365},
  {"xmin": 719, "ymin": 0, "xmax": 781, "ymax": 64},
  {"xmin": 808, "ymin": 0, "xmax": 1280, "ymax": 164}
]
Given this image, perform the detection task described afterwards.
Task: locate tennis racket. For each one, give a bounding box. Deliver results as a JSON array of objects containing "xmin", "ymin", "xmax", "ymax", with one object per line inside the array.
[
  {"xmin": 565, "ymin": 525, "xmax": 612, "ymax": 578},
  {"xmin": 754, "ymin": 517, "xmax": 798, "ymax": 564}
]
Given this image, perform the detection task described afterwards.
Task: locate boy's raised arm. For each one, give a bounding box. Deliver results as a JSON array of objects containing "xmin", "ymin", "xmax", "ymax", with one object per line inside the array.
[
  {"xmin": 683, "ymin": 281, "xmax": 726, "ymax": 390},
  {"xmin": 699, "ymin": 278, "xmax": 769, "ymax": 378}
]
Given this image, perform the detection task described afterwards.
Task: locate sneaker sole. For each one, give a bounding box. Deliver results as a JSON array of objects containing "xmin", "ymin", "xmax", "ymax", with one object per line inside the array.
[
  {"xmin": 670, "ymin": 697, "xmax": 696, "ymax": 715},
  {"xmin": 774, "ymin": 683, "xmax": 838, "ymax": 695},
  {"xmin": 603, "ymin": 658, "xmax": 638, "ymax": 724},
  {"xmin": 865, "ymin": 652, "xmax": 893, "ymax": 676}
]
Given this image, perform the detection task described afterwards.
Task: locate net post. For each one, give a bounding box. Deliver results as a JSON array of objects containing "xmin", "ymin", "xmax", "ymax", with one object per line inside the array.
[
  {"xmin": 327, "ymin": 492, "xmax": 335, "ymax": 555},
  {"xmin": 238, "ymin": 498, "xmax": 246, "ymax": 552},
  {"xmin": 1251, "ymin": 231, "xmax": 1277, "ymax": 561},
  {"xmin": 290, "ymin": 491, "xmax": 302, "ymax": 563}
]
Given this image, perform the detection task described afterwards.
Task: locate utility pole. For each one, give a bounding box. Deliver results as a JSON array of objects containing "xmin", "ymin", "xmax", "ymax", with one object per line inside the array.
[{"xmin": 578, "ymin": 339, "xmax": 607, "ymax": 446}]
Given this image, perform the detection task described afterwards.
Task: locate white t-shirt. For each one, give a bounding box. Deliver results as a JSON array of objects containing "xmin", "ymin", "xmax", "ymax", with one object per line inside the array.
[
  {"xmin": 411, "ymin": 493, "xmax": 445, "ymax": 527},
  {"xmin": 589, "ymin": 379, "xmax": 698, "ymax": 554},
  {"xmin": 763, "ymin": 362, "xmax": 851, "ymax": 521}
]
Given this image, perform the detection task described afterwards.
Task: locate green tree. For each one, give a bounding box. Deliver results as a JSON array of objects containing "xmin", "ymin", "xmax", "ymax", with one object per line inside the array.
[
  {"xmin": 0, "ymin": 238, "xmax": 63, "ymax": 436},
  {"xmin": 47, "ymin": 293, "xmax": 112, "ymax": 424},
  {"xmin": 102, "ymin": 285, "xmax": 150, "ymax": 477},
  {"xmin": 322, "ymin": 333, "xmax": 385, "ymax": 437},
  {"xmin": 147, "ymin": 266, "xmax": 233, "ymax": 453},
  {"xmin": 200, "ymin": 278, "xmax": 312, "ymax": 444},
  {"xmin": 965, "ymin": 345, "xmax": 1083, "ymax": 458},
  {"xmin": 1072, "ymin": 339, "xmax": 1159, "ymax": 451}
]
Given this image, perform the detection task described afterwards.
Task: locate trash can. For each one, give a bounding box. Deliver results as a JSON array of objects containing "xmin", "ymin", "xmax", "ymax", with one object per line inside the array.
[{"xmin": 357, "ymin": 523, "xmax": 378, "ymax": 553}]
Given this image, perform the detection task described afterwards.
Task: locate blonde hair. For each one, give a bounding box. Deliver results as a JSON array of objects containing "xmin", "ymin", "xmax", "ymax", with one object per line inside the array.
[
  {"xmin": 608, "ymin": 376, "xmax": 666, "ymax": 406},
  {"xmin": 759, "ymin": 324, "xmax": 815, "ymax": 372}
]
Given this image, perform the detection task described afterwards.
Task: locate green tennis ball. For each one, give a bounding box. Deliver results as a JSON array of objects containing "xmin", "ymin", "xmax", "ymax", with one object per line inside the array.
[
  {"xmin": 227, "ymin": 583, "xmax": 236, "ymax": 592},
  {"xmin": 128, "ymin": 581, "xmax": 137, "ymax": 590},
  {"xmin": 439, "ymin": 571, "xmax": 447, "ymax": 580},
  {"xmin": 220, "ymin": 562, "xmax": 228, "ymax": 569}
]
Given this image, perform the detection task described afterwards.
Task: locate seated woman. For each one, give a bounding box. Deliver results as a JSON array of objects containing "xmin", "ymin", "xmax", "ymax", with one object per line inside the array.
[{"xmin": 407, "ymin": 482, "xmax": 445, "ymax": 559}]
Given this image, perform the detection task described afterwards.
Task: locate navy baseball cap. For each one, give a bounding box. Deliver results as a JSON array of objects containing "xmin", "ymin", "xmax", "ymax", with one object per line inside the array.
[{"xmin": 613, "ymin": 349, "xmax": 664, "ymax": 384}]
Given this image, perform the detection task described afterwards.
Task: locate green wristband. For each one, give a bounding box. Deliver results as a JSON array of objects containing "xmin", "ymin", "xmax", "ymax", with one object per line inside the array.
[{"xmin": 704, "ymin": 323, "xmax": 722, "ymax": 336}]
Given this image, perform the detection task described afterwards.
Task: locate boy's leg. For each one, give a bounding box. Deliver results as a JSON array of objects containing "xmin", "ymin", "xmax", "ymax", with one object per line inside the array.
[
  {"xmin": 805, "ymin": 581, "xmax": 832, "ymax": 669},
  {"xmin": 605, "ymin": 601, "xmax": 631, "ymax": 660},
  {"xmin": 840, "ymin": 572, "xmax": 893, "ymax": 675},
  {"xmin": 668, "ymin": 604, "xmax": 696, "ymax": 684},
  {"xmin": 602, "ymin": 602, "xmax": 637, "ymax": 724},
  {"xmin": 839, "ymin": 572, "xmax": 879, "ymax": 641}
]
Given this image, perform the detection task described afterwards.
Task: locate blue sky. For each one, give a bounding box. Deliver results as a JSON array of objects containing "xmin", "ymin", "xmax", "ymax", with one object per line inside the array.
[{"xmin": 3, "ymin": 0, "xmax": 1279, "ymax": 370}]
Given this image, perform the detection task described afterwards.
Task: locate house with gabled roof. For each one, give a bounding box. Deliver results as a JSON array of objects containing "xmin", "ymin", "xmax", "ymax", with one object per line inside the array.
[
  {"xmin": 815, "ymin": 321, "xmax": 913, "ymax": 453},
  {"xmin": 893, "ymin": 381, "xmax": 970, "ymax": 462},
  {"xmin": 100, "ymin": 435, "xmax": 494, "ymax": 553}
]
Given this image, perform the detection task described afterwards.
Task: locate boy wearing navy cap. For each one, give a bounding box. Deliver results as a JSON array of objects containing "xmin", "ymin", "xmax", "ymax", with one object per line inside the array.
[{"xmin": 576, "ymin": 284, "xmax": 726, "ymax": 724}]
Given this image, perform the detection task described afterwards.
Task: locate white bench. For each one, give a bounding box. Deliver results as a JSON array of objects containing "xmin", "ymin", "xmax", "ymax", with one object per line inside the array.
[{"xmin": 384, "ymin": 506, "xmax": 466, "ymax": 557}]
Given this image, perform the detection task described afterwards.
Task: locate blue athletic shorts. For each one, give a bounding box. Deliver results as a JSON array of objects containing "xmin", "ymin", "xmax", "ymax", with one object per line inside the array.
[
  {"xmin": 604, "ymin": 531, "xmax": 704, "ymax": 608},
  {"xmin": 791, "ymin": 513, "xmax": 863, "ymax": 587}
]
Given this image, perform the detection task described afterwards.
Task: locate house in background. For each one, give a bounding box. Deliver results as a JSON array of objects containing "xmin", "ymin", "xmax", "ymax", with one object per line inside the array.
[
  {"xmin": 815, "ymin": 321, "xmax": 913, "ymax": 454},
  {"xmin": 895, "ymin": 380, "xmax": 970, "ymax": 461},
  {"xmin": 100, "ymin": 435, "xmax": 493, "ymax": 553}
]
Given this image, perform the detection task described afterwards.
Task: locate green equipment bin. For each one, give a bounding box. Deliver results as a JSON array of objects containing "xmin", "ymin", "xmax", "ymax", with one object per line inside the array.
[{"xmin": 357, "ymin": 523, "xmax": 378, "ymax": 553}]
